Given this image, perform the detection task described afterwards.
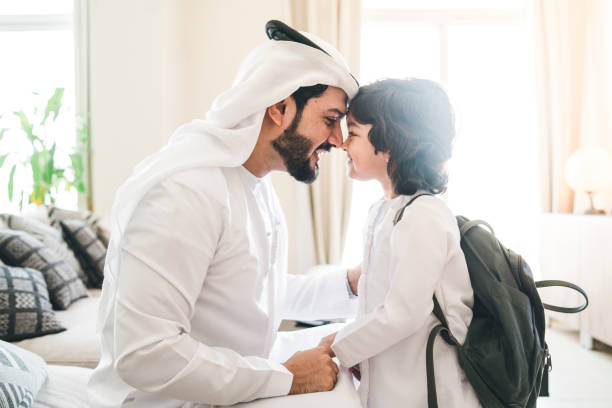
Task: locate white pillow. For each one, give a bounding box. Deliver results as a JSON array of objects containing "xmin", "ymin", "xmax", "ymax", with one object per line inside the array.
[{"xmin": 0, "ymin": 340, "xmax": 48, "ymax": 408}]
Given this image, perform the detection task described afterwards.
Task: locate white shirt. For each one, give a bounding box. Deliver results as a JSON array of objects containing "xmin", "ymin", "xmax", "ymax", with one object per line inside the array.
[
  {"xmin": 88, "ymin": 166, "xmax": 357, "ymax": 408},
  {"xmin": 332, "ymin": 193, "xmax": 480, "ymax": 408}
]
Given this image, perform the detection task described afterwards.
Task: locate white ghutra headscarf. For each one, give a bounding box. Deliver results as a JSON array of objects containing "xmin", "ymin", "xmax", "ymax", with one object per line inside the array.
[{"xmin": 98, "ymin": 26, "xmax": 359, "ymax": 329}]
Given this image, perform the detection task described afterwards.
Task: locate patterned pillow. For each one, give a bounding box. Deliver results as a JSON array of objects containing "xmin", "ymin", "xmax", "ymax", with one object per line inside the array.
[
  {"xmin": 0, "ymin": 265, "xmax": 66, "ymax": 341},
  {"xmin": 0, "ymin": 339, "xmax": 48, "ymax": 408},
  {"xmin": 46, "ymin": 205, "xmax": 110, "ymax": 247},
  {"xmin": 0, "ymin": 230, "xmax": 88, "ymax": 310},
  {"xmin": 60, "ymin": 219, "xmax": 106, "ymax": 288},
  {"xmin": 1, "ymin": 214, "xmax": 87, "ymax": 286}
]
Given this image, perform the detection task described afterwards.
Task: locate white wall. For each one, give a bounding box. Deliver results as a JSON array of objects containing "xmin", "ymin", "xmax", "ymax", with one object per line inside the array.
[{"xmin": 89, "ymin": 0, "xmax": 289, "ymax": 216}]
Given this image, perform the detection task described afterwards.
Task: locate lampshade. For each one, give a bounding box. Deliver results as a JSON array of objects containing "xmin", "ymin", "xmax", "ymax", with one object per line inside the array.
[{"xmin": 565, "ymin": 147, "xmax": 612, "ymax": 193}]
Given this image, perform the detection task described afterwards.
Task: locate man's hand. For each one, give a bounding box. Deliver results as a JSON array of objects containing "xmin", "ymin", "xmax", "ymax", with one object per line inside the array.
[
  {"xmin": 282, "ymin": 346, "xmax": 339, "ymax": 395},
  {"xmin": 347, "ymin": 264, "xmax": 361, "ymax": 296}
]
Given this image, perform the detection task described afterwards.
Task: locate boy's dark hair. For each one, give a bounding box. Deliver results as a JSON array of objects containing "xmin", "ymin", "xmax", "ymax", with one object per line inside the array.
[{"xmin": 349, "ymin": 78, "xmax": 455, "ymax": 195}]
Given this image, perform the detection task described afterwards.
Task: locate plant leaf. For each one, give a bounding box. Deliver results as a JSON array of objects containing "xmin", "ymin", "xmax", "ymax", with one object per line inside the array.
[
  {"xmin": 69, "ymin": 152, "xmax": 87, "ymax": 194},
  {"xmin": 8, "ymin": 164, "xmax": 16, "ymax": 201},
  {"xmin": 0, "ymin": 128, "xmax": 7, "ymax": 142},
  {"xmin": 13, "ymin": 111, "xmax": 36, "ymax": 143},
  {"xmin": 0, "ymin": 154, "xmax": 7, "ymax": 169},
  {"xmin": 42, "ymin": 88, "xmax": 64, "ymax": 124},
  {"xmin": 45, "ymin": 143, "xmax": 56, "ymax": 185}
]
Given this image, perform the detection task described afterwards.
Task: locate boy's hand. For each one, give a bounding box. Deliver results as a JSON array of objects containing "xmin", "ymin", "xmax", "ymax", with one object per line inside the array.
[
  {"xmin": 350, "ymin": 364, "xmax": 361, "ymax": 381},
  {"xmin": 282, "ymin": 346, "xmax": 339, "ymax": 394},
  {"xmin": 318, "ymin": 332, "xmax": 337, "ymax": 356},
  {"xmin": 347, "ymin": 264, "xmax": 361, "ymax": 296}
]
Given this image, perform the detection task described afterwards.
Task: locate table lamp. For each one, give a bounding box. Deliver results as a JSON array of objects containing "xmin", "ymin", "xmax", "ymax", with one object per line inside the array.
[{"xmin": 565, "ymin": 147, "xmax": 612, "ymax": 214}]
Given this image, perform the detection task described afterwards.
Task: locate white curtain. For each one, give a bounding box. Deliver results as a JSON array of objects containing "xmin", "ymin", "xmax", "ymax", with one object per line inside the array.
[
  {"xmin": 273, "ymin": 0, "xmax": 361, "ymax": 273},
  {"xmin": 534, "ymin": 0, "xmax": 612, "ymax": 213}
]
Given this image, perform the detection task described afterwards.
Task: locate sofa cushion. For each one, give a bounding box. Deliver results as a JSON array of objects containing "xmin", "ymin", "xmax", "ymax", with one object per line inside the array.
[
  {"xmin": 1, "ymin": 214, "xmax": 87, "ymax": 285},
  {"xmin": 0, "ymin": 266, "xmax": 66, "ymax": 342},
  {"xmin": 14, "ymin": 290, "xmax": 101, "ymax": 368},
  {"xmin": 60, "ymin": 220, "xmax": 106, "ymax": 288},
  {"xmin": 0, "ymin": 339, "xmax": 48, "ymax": 408},
  {"xmin": 46, "ymin": 205, "xmax": 110, "ymax": 247},
  {"xmin": 0, "ymin": 230, "xmax": 88, "ymax": 310}
]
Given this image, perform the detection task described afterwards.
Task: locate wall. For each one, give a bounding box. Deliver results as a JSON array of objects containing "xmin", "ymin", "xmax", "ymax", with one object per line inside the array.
[{"xmin": 89, "ymin": 0, "xmax": 289, "ymax": 216}]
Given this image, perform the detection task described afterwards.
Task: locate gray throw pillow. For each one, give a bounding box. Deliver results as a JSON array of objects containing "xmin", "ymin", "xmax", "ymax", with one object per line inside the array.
[
  {"xmin": 46, "ymin": 205, "xmax": 110, "ymax": 247},
  {"xmin": 0, "ymin": 338, "xmax": 48, "ymax": 407},
  {"xmin": 1, "ymin": 213, "xmax": 87, "ymax": 286},
  {"xmin": 0, "ymin": 265, "xmax": 66, "ymax": 341},
  {"xmin": 0, "ymin": 230, "xmax": 88, "ymax": 310},
  {"xmin": 60, "ymin": 219, "xmax": 106, "ymax": 288}
]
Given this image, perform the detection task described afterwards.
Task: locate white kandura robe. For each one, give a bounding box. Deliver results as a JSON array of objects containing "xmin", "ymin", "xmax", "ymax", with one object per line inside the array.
[
  {"xmin": 87, "ymin": 26, "xmax": 359, "ymax": 408},
  {"xmin": 332, "ymin": 193, "xmax": 481, "ymax": 408},
  {"xmin": 88, "ymin": 166, "xmax": 357, "ymax": 408}
]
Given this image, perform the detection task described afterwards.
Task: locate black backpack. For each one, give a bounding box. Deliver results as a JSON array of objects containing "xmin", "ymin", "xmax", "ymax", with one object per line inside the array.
[{"xmin": 393, "ymin": 194, "xmax": 589, "ymax": 408}]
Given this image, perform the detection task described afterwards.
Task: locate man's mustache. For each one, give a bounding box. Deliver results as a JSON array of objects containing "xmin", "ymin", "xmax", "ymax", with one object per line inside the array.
[{"xmin": 316, "ymin": 141, "xmax": 334, "ymax": 152}]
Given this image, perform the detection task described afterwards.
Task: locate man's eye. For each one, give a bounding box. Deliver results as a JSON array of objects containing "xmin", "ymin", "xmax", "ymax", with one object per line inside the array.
[{"xmin": 325, "ymin": 117, "xmax": 338, "ymax": 125}]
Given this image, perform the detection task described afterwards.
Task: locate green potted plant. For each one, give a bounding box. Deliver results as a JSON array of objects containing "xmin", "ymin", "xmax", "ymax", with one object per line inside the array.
[{"xmin": 0, "ymin": 88, "xmax": 88, "ymax": 210}]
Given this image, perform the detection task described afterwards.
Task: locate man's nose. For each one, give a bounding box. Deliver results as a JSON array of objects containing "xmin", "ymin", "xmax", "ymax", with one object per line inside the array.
[{"xmin": 327, "ymin": 122, "xmax": 343, "ymax": 147}]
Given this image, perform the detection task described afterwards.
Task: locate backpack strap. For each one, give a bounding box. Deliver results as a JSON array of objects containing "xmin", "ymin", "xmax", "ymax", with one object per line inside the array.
[
  {"xmin": 393, "ymin": 193, "xmax": 433, "ymax": 225},
  {"xmin": 459, "ymin": 219, "xmax": 495, "ymax": 236},
  {"xmin": 535, "ymin": 280, "xmax": 589, "ymax": 313},
  {"xmin": 393, "ymin": 192, "xmax": 461, "ymax": 408}
]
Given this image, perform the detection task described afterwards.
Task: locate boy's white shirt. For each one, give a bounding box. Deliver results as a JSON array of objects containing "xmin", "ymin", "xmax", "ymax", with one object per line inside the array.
[{"xmin": 332, "ymin": 193, "xmax": 481, "ymax": 408}]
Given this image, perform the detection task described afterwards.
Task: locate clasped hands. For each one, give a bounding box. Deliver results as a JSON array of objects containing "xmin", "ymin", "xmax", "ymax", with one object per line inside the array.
[{"xmin": 281, "ymin": 264, "xmax": 362, "ymax": 395}]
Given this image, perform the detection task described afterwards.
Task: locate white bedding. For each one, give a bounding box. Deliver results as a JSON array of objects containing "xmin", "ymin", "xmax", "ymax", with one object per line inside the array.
[
  {"xmin": 32, "ymin": 364, "xmax": 91, "ymax": 408},
  {"xmin": 32, "ymin": 324, "xmax": 361, "ymax": 408}
]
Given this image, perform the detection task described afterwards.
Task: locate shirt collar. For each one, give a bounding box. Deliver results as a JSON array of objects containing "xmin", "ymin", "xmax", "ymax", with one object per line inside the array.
[
  {"xmin": 386, "ymin": 190, "xmax": 429, "ymax": 212},
  {"xmin": 238, "ymin": 165, "xmax": 264, "ymax": 192}
]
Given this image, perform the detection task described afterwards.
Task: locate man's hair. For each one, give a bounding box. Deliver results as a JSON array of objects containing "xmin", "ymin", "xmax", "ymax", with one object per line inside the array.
[
  {"xmin": 348, "ymin": 78, "xmax": 455, "ymax": 196},
  {"xmin": 290, "ymin": 84, "xmax": 328, "ymax": 116}
]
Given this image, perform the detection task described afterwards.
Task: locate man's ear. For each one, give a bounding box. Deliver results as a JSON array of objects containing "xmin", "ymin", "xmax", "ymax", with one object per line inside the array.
[{"xmin": 267, "ymin": 99, "xmax": 288, "ymax": 127}]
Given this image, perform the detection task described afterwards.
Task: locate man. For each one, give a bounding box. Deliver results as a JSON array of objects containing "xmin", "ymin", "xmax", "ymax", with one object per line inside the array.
[{"xmin": 88, "ymin": 21, "xmax": 360, "ymax": 408}]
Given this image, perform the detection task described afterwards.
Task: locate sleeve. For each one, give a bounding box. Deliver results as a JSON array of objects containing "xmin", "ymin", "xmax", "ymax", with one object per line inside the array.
[
  {"xmin": 281, "ymin": 264, "xmax": 358, "ymax": 321},
  {"xmin": 113, "ymin": 177, "xmax": 292, "ymax": 406},
  {"xmin": 331, "ymin": 202, "xmax": 449, "ymax": 368}
]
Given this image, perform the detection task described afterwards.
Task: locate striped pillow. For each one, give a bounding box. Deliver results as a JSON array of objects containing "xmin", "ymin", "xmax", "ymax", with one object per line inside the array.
[{"xmin": 0, "ymin": 339, "xmax": 47, "ymax": 408}]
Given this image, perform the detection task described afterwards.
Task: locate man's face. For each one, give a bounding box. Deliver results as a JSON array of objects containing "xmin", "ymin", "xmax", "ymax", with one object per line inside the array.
[{"xmin": 272, "ymin": 86, "xmax": 348, "ymax": 183}]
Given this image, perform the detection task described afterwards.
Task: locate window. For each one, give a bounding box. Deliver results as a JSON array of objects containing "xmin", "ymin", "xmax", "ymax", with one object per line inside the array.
[
  {"xmin": 343, "ymin": 1, "xmax": 540, "ymax": 274},
  {"xmin": 0, "ymin": 1, "xmax": 86, "ymax": 212}
]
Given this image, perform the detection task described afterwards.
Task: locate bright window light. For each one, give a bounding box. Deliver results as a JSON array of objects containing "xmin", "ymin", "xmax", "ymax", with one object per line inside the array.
[
  {"xmin": 0, "ymin": 1, "xmax": 73, "ymax": 15},
  {"xmin": 343, "ymin": 4, "xmax": 540, "ymax": 273},
  {"xmin": 0, "ymin": 13, "xmax": 77, "ymax": 211}
]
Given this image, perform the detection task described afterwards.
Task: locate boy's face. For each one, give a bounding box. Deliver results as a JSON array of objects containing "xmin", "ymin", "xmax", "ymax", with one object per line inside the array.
[
  {"xmin": 342, "ymin": 112, "xmax": 389, "ymax": 181},
  {"xmin": 272, "ymin": 86, "xmax": 347, "ymax": 183}
]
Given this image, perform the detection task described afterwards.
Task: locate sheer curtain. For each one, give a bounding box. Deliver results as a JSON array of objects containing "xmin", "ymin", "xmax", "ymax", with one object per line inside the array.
[{"xmin": 534, "ymin": 0, "xmax": 612, "ymax": 213}]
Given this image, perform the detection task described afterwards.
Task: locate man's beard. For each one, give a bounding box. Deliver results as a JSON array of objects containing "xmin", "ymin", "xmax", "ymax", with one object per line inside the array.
[{"xmin": 272, "ymin": 114, "xmax": 333, "ymax": 183}]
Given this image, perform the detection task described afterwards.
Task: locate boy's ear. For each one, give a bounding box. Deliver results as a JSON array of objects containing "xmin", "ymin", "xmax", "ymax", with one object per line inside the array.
[{"xmin": 267, "ymin": 99, "xmax": 289, "ymax": 127}]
